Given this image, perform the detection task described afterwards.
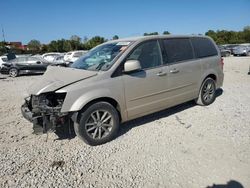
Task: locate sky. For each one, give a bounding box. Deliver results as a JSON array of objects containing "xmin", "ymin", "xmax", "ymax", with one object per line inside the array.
[{"xmin": 1, "ymin": 0, "xmax": 250, "ymax": 44}]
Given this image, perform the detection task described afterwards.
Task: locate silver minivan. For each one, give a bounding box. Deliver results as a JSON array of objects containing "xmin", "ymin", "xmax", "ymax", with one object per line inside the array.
[{"xmin": 21, "ymin": 35, "xmax": 224, "ymax": 145}]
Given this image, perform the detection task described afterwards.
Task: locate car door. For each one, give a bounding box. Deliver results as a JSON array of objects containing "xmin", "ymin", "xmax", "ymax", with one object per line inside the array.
[
  {"xmin": 27, "ymin": 57, "xmax": 46, "ymax": 72},
  {"xmin": 16, "ymin": 57, "xmax": 29, "ymax": 71},
  {"xmin": 162, "ymin": 38, "xmax": 202, "ymax": 106},
  {"xmin": 122, "ymin": 40, "xmax": 168, "ymax": 119}
]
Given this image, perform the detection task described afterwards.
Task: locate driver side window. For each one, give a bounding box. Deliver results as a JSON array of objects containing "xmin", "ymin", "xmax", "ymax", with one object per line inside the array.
[{"xmin": 127, "ymin": 40, "xmax": 162, "ymax": 69}]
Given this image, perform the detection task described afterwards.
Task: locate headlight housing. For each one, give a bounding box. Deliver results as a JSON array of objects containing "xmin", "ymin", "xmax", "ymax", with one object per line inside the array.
[{"xmin": 30, "ymin": 92, "xmax": 66, "ymax": 112}]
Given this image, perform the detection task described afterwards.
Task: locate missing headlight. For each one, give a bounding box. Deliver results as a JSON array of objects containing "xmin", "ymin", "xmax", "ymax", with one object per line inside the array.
[
  {"xmin": 43, "ymin": 92, "xmax": 66, "ymax": 107},
  {"xmin": 29, "ymin": 92, "xmax": 68, "ymax": 133}
]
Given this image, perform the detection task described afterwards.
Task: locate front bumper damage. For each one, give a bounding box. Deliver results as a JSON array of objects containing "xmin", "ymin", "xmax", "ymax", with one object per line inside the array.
[{"xmin": 21, "ymin": 93, "xmax": 70, "ymax": 134}]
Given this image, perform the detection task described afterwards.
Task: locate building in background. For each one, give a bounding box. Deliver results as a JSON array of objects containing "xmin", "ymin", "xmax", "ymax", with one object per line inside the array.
[{"xmin": 6, "ymin": 42, "xmax": 28, "ymax": 50}]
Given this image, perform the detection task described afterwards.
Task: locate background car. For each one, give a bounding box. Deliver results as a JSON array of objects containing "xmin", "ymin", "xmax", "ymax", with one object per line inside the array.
[
  {"xmin": 42, "ymin": 52, "xmax": 61, "ymax": 62},
  {"xmin": 64, "ymin": 50, "xmax": 88, "ymax": 63},
  {"xmin": 0, "ymin": 55, "xmax": 8, "ymax": 69},
  {"xmin": 233, "ymin": 45, "xmax": 250, "ymax": 56},
  {"xmin": 0, "ymin": 56, "xmax": 49, "ymax": 77},
  {"xmin": 50, "ymin": 55, "xmax": 67, "ymax": 66},
  {"xmin": 224, "ymin": 44, "xmax": 239, "ymax": 55},
  {"xmin": 218, "ymin": 45, "xmax": 231, "ymax": 57}
]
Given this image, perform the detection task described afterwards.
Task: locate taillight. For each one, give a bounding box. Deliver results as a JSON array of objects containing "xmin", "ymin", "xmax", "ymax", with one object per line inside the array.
[{"xmin": 220, "ymin": 57, "xmax": 224, "ymax": 70}]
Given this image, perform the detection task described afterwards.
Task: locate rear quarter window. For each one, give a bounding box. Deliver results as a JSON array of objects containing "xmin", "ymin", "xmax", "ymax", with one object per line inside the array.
[
  {"xmin": 163, "ymin": 38, "xmax": 194, "ymax": 63},
  {"xmin": 191, "ymin": 38, "xmax": 218, "ymax": 58}
]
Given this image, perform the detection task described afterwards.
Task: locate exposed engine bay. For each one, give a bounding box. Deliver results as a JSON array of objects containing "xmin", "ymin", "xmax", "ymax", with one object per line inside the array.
[{"xmin": 21, "ymin": 92, "xmax": 71, "ymax": 134}]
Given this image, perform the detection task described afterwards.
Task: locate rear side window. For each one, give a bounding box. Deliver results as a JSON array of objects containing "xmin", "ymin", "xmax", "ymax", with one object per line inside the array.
[
  {"xmin": 163, "ymin": 38, "xmax": 194, "ymax": 63},
  {"xmin": 191, "ymin": 38, "xmax": 218, "ymax": 58}
]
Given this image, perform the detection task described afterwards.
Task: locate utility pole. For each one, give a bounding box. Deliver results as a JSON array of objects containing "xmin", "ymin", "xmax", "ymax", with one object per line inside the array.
[{"xmin": 1, "ymin": 25, "xmax": 6, "ymax": 42}]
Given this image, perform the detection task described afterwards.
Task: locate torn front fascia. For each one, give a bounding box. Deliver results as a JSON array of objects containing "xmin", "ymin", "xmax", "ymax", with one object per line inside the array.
[{"xmin": 28, "ymin": 93, "xmax": 68, "ymax": 134}]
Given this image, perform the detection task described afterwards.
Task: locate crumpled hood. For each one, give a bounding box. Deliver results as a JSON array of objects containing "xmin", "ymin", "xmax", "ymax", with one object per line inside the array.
[{"xmin": 28, "ymin": 66, "xmax": 97, "ymax": 95}]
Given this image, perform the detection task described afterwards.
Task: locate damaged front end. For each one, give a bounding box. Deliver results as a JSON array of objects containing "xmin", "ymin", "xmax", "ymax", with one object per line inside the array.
[{"xmin": 21, "ymin": 92, "xmax": 70, "ymax": 134}]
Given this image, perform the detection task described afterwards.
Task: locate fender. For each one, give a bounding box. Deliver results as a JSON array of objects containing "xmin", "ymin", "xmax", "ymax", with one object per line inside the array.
[
  {"xmin": 70, "ymin": 88, "xmax": 113, "ymax": 111},
  {"xmin": 60, "ymin": 88, "xmax": 127, "ymax": 122}
]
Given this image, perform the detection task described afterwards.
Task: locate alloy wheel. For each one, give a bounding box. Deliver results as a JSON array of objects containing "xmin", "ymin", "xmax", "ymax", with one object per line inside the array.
[
  {"xmin": 9, "ymin": 68, "xmax": 18, "ymax": 77},
  {"xmin": 202, "ymin": 80, "xmax": 215, "ymax": 103},
  {"xmin": 85, "ymin": 110, "xmax": 114, "ymax": 140}
]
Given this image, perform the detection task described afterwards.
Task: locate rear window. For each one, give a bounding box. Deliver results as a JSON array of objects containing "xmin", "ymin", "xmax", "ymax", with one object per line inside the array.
[
  {"xmin": 163, "ymin": 38, "xmax": 194, "ymax": 63},
  {"xmin": 191, "ymin": 38, "xmax": 218, "ymax": 58}
]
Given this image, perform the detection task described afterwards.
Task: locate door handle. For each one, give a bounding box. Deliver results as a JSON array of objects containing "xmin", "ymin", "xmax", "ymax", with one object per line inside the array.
[
  {"xmin": 156, "ymin": 72, "xmax": 167, "ymax": 76},
  {"xmin": 170, "ymin": 69, "xmax": 179, "ymax": 74}
]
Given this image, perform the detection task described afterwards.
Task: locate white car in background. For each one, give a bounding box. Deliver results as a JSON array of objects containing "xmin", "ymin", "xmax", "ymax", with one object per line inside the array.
[
  {"xmin": 50, "ymin": 55, "xmax": 66, "ymax": 66},
  {"xmin": 42, "ymin": 52, "xmax": 61, "ymax": 62},
  {"xmin": 0, "ymin": 55, "xmax": 8, "ymax": 69},
  {"xmin": 64, "ymin": 50, "xmax": 88, "ymax": 63}
]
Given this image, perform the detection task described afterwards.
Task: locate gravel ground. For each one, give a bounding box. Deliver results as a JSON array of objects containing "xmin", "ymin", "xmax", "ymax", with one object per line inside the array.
[{"xmin": 0, "ymin": 57, "xmax": 250, "ymax": 188}]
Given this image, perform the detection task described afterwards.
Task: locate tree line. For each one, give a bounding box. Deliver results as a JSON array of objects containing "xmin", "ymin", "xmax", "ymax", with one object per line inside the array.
[
  {"xmin": 205, "ymin": 26, "xmax": 250, "ymax": 45},
  {"xmin": 0, "ymin": 26, "xmax": 249, "ymax": 56},
  {"xmin": 26, "ymin": 35, "xmax": 106, "ymax": 54},
  {"xmin": 0, "ymin": 35, "xmax": 107, "ymax": 55},
  {"xmin": 27, "ymin": 31, "xmax": 171, "ymax": 54}
]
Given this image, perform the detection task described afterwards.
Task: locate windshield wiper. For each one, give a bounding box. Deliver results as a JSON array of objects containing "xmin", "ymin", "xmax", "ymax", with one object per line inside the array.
[{"xmin": 95, "ymin": 62, "xmax": 107, "ymax": 70}]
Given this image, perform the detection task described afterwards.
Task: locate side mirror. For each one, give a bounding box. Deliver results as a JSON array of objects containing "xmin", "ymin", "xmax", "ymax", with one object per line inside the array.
[{"xmin": 124, "ymin": 60, "xmax": 141, "ymax": 73}]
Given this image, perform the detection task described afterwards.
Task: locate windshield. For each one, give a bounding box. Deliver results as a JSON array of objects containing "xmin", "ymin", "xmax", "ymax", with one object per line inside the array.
[{"xmin": 71, "ymin": 41, "xmax": 132, "ymax": 71}]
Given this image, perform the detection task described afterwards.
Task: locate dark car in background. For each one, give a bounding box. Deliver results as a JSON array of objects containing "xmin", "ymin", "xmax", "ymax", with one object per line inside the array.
[
  {"xmin": 0, "ymin": 56, "xmax": 50, "ymax": 77},
  {"xmin": 225, "ymin": 44, "xmax": 240, "ymax": 55},
  {"xmin": 218, "ymin": 45, "xmax": 231, "ymax": 57}
]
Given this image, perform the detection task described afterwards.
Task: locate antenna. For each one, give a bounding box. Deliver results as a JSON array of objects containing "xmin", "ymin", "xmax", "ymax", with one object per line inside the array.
[{"xmin": 1, "ymin": 25, "xmax": 6, "ymax": 42}]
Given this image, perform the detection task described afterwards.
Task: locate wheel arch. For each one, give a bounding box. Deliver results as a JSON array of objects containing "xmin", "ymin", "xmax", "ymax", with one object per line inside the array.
[
  {"xmin": 205, "ymin": 73, "xmax": 217, "ymax": 82},
  {"xmin": 196, "ymin": 72, "xmax": 218, "ymax": 97},
  {"xmin": 72, "ymin": 97, "xmax": 122, "ymax": 124}
]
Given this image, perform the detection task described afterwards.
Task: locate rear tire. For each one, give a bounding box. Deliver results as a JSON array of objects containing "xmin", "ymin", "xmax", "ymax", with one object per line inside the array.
[
  {"xmin": 196, "ymin": 78, "xmax": 216, "ymax": 106},
  {"xmin": 74, "ymin": 102, "xmax": 119, "ymax": 146},
  {"xmin": 9, "ymin": 68, "xmax": 18, "ymax": 77}
]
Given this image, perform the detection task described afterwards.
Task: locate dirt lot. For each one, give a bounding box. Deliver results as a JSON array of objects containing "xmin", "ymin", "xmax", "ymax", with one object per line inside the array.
[{"xmin": 0, "ymin": 57, "xmax": 250, "ymax": 188}]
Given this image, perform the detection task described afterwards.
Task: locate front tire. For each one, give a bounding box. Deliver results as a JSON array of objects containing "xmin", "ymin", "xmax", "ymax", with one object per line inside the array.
[
  {"xmin": 196, "ymin": 78, "xmax": 216, "ymax": 106},
  {"xmin": 74, "ymin": 102, "xmax": 119, "ymax": 146},
  {"xmin": 9, "ymin": 68, "xmax": 18, "ymax": 77}
]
